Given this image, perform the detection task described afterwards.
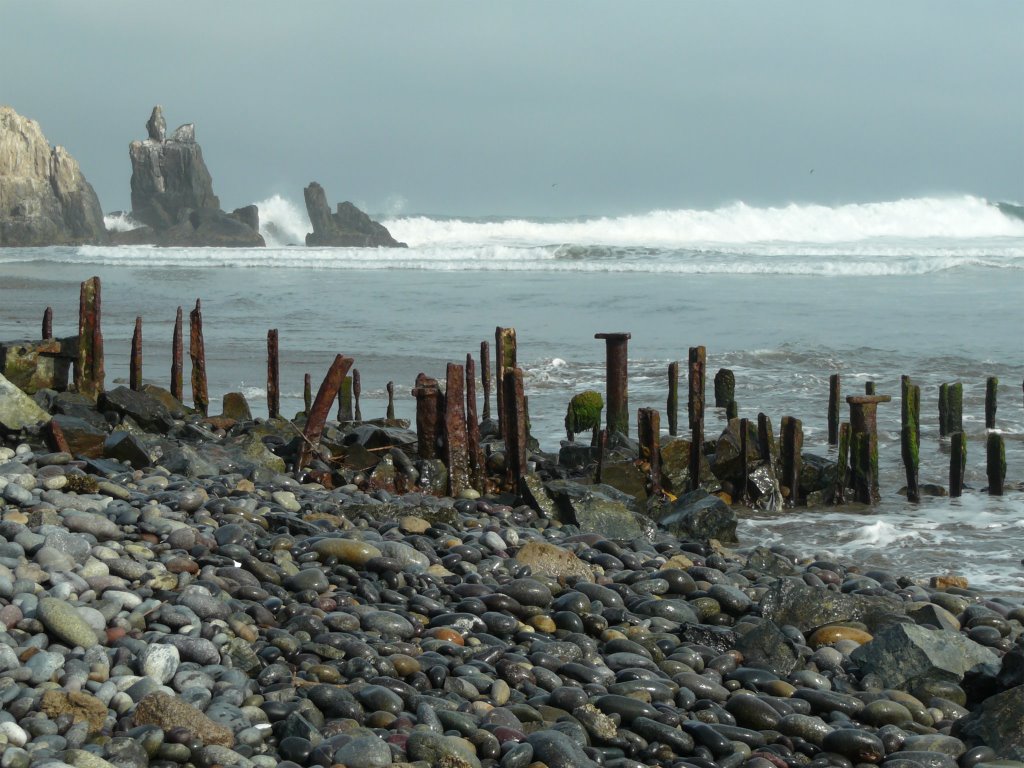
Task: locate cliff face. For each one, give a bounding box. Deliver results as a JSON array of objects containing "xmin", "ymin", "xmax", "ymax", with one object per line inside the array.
[{"xmin": 0, "ymin": 106, "xmax": 106, "ymax": 246}]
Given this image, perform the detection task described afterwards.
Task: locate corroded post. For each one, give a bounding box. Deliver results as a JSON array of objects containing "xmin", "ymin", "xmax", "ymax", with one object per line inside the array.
[
  {"xmin": 267, "ymin": 329, "xmax": 280, "ymax": 419},
  {"xmin": 714, "ymin": 368, "xmax": 735, "ymax": 409},
  {"xmin": 738, "ymin": 417, "xmax": 749, "ymax": 504},
  {"xmin": 901, "ymin": 376, "xmax": 921, "ymax": 503},
  {"xmin": 42, "ymin": 307, "xmax": 52, "ymax": 340},
  {"xmin": 503, "ymin": 367, "xmax": 528, "ymax": 485},
  {"xmin": 466, "ymin": 353, "xmax": 484, "ymax": 491},
  {"xmin": 480, "ymin": 340, "xmax": 491, "ymax": 422},
  {"xmin": 303, "ymin": 373, "xmax": 312, "ymax": 416},
  {"xmin": 46, "ymin": 419, "xmax": 71, "ymax": 454},
  {"xmin": 950, "ymin": 432, "xmax": 966, "ymax": 498},
  {"xmin": 495, "ymin": 328, "xmax": 517, "ymax": 437},
  {"xmin": 188, "ymin": 299, "xmax": 209, "ymax": 417},
  {"xmin": 846, "ymin": 394, "xmax": 891, "ymax": 503},
  {"xmin": 986, "ymin": 376, "xmax": 998, "ymax": 430},
  {"xmin": 297, "ymin": 354, "xmax": 354, "ymax": 473},
  {"xmin": 444, "ymin": 363, "xmax": 470, "ymax": 497},
  {"xmin": 75, "ymin": 276, "xmax": 104, "ymax": 401},
  {"xmin": 726, "ymin": 400, "xmax": 738, "ymax": 420},
  {"xmin": 865, "ymin": 381, "xmax": 875, "ymax": 396},
  {"xmin": 595, "ymin": 332, "xmax": 631, "ymax": 437},
  {"xmin": 828, "ymin": 373, "xmax": 841, "ymax": 446},
  {"xmin": 353, "ymin": 369, "xmax": 362, "ymax": 421},
  {"xmin": 638, "ymin": 407, "xmax": 661, "ymax": 496},
  {"xmin": 667, "ymin": 361, "xmax": 679, "ymax": 436},
  {"xmin": 939, "ymin": 382, "xmax": 963, "ymax": 437},
  {"xmin": 171, "ymin": 307, "xmax": 183, "ymax": 403},
  {"xmin": 412, "ymin": 374, "xmax": 442, "ymax": 460},
  {"xmin": 757, "ymin": 413, "xmax": 774, "ymax": 466},
  {"xmin": 987, "ymin": 432, "xmax": 1005, "ymax": 496},
  {"xmin": 386, "ymin": 381, "xmax": 395, "ymax": 420},
  {"xmin": 780, "ymin": 416, "xmax": 803, "ymax": 506},
  {"xmin": 834, "ymin": 422, "xmax": 850, "ymax": 504},
  {"xmin": 130, "ymin": 316, "xmax": 143, "ymax": 391},
  {"xmin": 851, "ymin": 432, "xmax": 873, "ymax": 504},
  {"xmin": 337, "ymin": 375, "xmax": 354, "ymax": 422},
  {"xmin": 688, "ymin": 346, "xmax": 706, "ymax": 431}
]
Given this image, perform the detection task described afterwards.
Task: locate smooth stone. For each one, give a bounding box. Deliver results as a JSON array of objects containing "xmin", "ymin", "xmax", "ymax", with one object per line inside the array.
[{"xmin": 37, "ymin": 597, "xmax": 99, "ymax": 648}]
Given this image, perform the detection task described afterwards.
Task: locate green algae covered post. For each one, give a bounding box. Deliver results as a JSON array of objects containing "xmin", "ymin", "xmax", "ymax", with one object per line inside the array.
[
  {"xmin": 950, "ymin": 431, "xmax": 967, "ymax": 498},
  {"xmin": 986, "ymin": 376, "xmax": 998, "ymax": 430},
  {"xmin": 714, "ymin": 368, "xmax": 735, "ymax": 409},
  {"xmin": 901, "ymin": 375, "xmax": 921, "ymax": 503}
]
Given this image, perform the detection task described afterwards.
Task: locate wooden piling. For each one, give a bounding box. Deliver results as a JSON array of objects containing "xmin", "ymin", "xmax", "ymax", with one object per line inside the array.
[
  {"xmin": 495, "ymin": 327, "xmax": 517, "ymax": 437},
  {"xmin": 667, "ymin": 361, "xmax": 679, "ymax": 436},
  {"xmin": 638, "ymin": 407, "xmax": 661, "ymax": 496},
  {"xmin": 466, "ymin": 353, "xmax": 484, "ymax": 491},
  {"xmin": 939, "ymin": 382, "xmax": 963, "ymax": 437},
  {"xmin": 596, "ymin": 332, "xmax": 631, "ymax": 437},
  {"xmin": 851, "ymin": 432, "xmax": 873, "ymax": 504},
  {"xmin": 171, "ymin": 307, "xmax": 183, "ymax": 403},
  {"xmin": 386, "ymin": 381, "xmax": 395, "ymax": 420},
  {"xmin": 188, "ymin": 300, "xmax": 209, "ymax": 417},
  {"xmin": 130, "ymin": 316, "xmax": 143, "ymax": 391},
  {"xmin": 337, "ymin": 375, "xmax": 354, "ymax": 422},
  {"xmin": 714, "ymin": 368, "xmax": 735, "ymax": 409},
  {"xmin": 950, "ymin": 432, "xmax": 966, "ymax": 497},
  {"xmin": 901, "ymin": 375, "xmax": 921, "ymax": 503},
  {"xmin": 834, "ymin": 422, "xmax": 850, "ymax": 504},
  {"xmin": 846, "ymin": 394, "xmax": 890, "ymax": 503},
  {"xmin": 865, "ymin": 381, "xmax": 875, "ymax": 396},
  {"xmin": 986, "ymin": 376, "xmax": 998, "ymax": 430},
  {"xmin": 353, "ymin": 369, "xmax": 362, "ymax": 421},
  {"xmin": 412, "ymin": 374, "xmax": 442, "ymax": 460},
  {"xmin": 780, "ymin": 416, "xmax": 803, "ymax": 506},
  {"xmin": 726, "ymin": 400, "xmax": 738, "ymax": 420},
  {"xmin": 738, "ymin": 416, "xmax": 749, "ymax": 504},
  {"xmin": 987, "ymin": 432, "xmax": 1005, "ymax": 496},
  {"xmin": 757, "ymin": 413, "xmax": 773, "ymax": 466},
  {"xmin": 266, "ymin": 329, "xmax": 280, "ymax": 419},
  {"xmin": 297, "ymin": 354, "xmax": 354, "ymax": 473},
  {"xmin": 502, "ymin": 367, "xmax": 528, "ymax": 485},
  {"xmin": 42, "ymin": 307, "xmax": 52, "ymax": 340},
  {"xmin": 828, "ymin": 374, "xmax": 841, "ymax": 446},
  {"xmin": 75, "ymin": 276, "xmax": 104, "ymax": 401},
  {"xmin": 444, "ymin": 363, "xmax": 470, "ymax": 497},
  {"xmin": 303, "ymin": 373, "xmax": 312, "ymax": 416},
  {"xmin": 480, "ymin": 340, "xmax": 491, "ymax": 422}
]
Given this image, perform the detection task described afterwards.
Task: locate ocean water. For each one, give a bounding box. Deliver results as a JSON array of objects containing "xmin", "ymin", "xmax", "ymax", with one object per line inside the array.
[{"xmin": 2, "ymin": 195, "xmax": 1023, "ymax": 594}]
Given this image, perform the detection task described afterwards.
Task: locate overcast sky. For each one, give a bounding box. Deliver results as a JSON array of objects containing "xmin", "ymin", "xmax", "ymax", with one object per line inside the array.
[{"xmin": 3, "ymin": 1, "xmax": 1022, "ymax": 217}]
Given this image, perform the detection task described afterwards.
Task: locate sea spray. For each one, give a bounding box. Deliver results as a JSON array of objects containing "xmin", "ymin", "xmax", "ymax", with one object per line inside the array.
[{"xmin": 255, "ymin": 194, "xmax": 310, "ymax": 246}]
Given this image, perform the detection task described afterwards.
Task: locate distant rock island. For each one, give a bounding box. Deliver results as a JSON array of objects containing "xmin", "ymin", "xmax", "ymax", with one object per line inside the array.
[
  {"xmin": 0, "ymin": 106, "xmax": 106, "ymax": 246},
  {"xmin": 0, "ymin": 105, "xmax": 405, "ymax": 249}
]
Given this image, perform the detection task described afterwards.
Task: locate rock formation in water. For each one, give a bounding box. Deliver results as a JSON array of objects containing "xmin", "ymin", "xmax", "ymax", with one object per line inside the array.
[
  {"xmin": 0, "ymin": 106, "xmax": 107, "ymax": 247},
  {"xmin": 122, "ymin": 106, "xmax": 264, "ymax": 247},
  {"xmin": 304, "ymin": 182, "xmax": 406, "ymax": 247}
]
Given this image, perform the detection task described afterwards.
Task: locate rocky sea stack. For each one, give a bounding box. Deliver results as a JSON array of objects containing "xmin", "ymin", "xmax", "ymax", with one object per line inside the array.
[
  {"xmin": 118, "ymin": 106, "xmax": 264, "ymax": 247},
  {"xmin": 0, "ymin": 106, "xmax": 106, "ymax": 247},
  {"xmin": 304, "ymin": 182, "xmax": 406, "ymax": 248}
]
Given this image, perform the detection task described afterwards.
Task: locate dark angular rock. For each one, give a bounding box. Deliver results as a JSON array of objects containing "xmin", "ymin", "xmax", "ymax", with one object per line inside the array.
[
  {"xmin": 303, "ymin": 182, "xmax": 406, "ymax": 247},
  {"xmin": 99, "ymin": 386, "xmax": 175, "ymax": 433},
  {"xmin": 654, "ymin": 489, "xmax": 738, "ymax": 544},
  {"xmin": 104, "ymin": 431, "xmax": 151, "ymax": 469},
  {"xmin": 952, "ymin": 683, "xmax": 1024, "ymax": 758},
  {"xmin": 710, "ymin": 417, "xmax": 759, "ymax": 487},
  {"xmin": 734, "ymin": 618, "xmax": 803, "ymax": 676},
  {"xmin": 759, "ymin": 578, "xmax": 906, "ymax": 633},
  {"xmin": 545, "ymin": 479, "xmax": 652, "ymax": 539},
  {"xmin": 51, "ymin": 414, "xmax": 106, "ymax": 458}
]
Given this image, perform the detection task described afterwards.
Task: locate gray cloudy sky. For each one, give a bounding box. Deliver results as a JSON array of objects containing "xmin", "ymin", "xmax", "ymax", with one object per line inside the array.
[{"xmin": 3, "ymin": 1, "xmax": 1022, "ymax": 217}]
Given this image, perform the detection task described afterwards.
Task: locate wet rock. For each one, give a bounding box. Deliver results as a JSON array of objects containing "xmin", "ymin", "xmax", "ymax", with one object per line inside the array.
[
  {"xmin": 655, "ymin": 489, "xmax": 738, "ymax": 544},
  {"xmin": 0, "ymin": 373, "xmax": 51, "ymax": 430},
  {"xmin": 132, "ymin": 691, "xmax": 234, "ymax": 747},
  {"xmin": 304, "ymin": 182, "xmax": 406, "ymax": 247},
  {"xmin": 759, "ymin": 578, "xmax": 905, "ymax": 632}
]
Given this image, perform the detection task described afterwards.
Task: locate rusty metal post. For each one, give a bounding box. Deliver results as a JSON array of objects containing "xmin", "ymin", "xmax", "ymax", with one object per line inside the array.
[
  {"xmin": 987, "ymin": 432, "xmax": 1005, "ymax": 496},
  {"xmin": 638, "ymin": 407, "xmax": 661, "ymax": 497},
  {"xmin": 480, "ymin": 340, "xmax": 492, "ymax": 422},
  {"xmin": 297, "ymin": 354, "xmax": 354, "ymax": 473},
  {"xmin": 130, "ymin": 316, "xmax": 143, "ymax": 391},
  {"xmin": 188, "ymin": 299, "xmax": 209, "ymax": 416},
  {"xmin": 847, "ymin": 393, "xmax": 891, "ymax": 503},
  {"xmin": 902, "ymin": 376, "xmax": 921, "ymax": 503},
  {"xmin": 851, "ymin": 432, "xmax": 873, "ymax": 504},
  {"xmin": 42, "ymin": 307, "xmax": 53, "ymax": 340},
  {"xmin": 986, "ymin": 376, "xmax": 998, "ymax": 430},
  {"xmin": 865, "ymin": 381, "xmax": 875, "ymax": 396},
  {"xmin": 412, "ymin": 374, "xmax": 442, "ymax": 460},
  {"xmin": 303, "ymin": 373, "xmax": 312, "ymax": 416},
  {"xmin": 386, "ymin": 381, "xmax": 395, "ymax": 420},
  {"xmin": 595, "ymin": 332, "xmax": 631, "ymax": 436},
  {"xmin": 950, "ymin": 432, "xmax": 966, "ymax": 498},
  {"xmin": 828, "ymin": 373, "xmax": 841, "ymax": 446},
  {"xmin": 834, "ymin": 422, "xmax": 850, "ymax": 504},
  {"xmin": 667, "ymin": 361, "xmax": 679, "ymax": 436},
  {"xmin": 780, "ymin": 416, "xmax": 803, "ymax": 506},
  {"xmin": 444, "ymin": 363, "xmax": 470, "ymax": 497},
  {"xmin": 726, "ymin": 400, "xmax": 738, "ymax": 420},
  {"xmin": 466, "ymin": 353, "xmax": 484, "ymax": 491},
  {"xmin": 757, "ymin": 412, "xmax": 773, "ymax": 465},
  {"xmin": 75, "ymin": 276, "xmax": 104, "ymax": 401},
  {"xmin": 495, "ymin": 328, "xmax": 517, "ymax": 437},
  {"xmin": 353, "ymin": 369, "xmax": 362, "ymax": 421},
  {"xmin": 714, "ymin": 368, "xmax": 734, "ymax": 409},
  {"xmin": 337, "ymin": 375, "xmax": 354, "ymax": 422},
  {"xmin": 171, "ymin": 307, "xmax": 183, "ymax": 403},
  {"xmin": 688, "ymin": 346, "xmax": 706, "ymax": 431},
  {"xmin": 503, "ymin": 367, "xmax": 528, "ymax": 485},
  {"xmin": 738, "ymin": 417, "xmax": 749, "ymax": 504},
  {"xmin": 267, "ymin": 329, "xmax": 280, "ymax": 419}
]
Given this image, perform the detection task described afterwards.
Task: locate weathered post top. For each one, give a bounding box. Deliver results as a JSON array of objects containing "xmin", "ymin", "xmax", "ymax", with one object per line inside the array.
[
  {"xmin": 594, "ymin": 332, "xmax": 632, "ymax": 342},
  {"xmin": 595, "ymin": 332, "xmax": 631, "ymax": 437},
  {"xmin": 846, "ymin": 395, "xmax": 892, "ymax": 406}
]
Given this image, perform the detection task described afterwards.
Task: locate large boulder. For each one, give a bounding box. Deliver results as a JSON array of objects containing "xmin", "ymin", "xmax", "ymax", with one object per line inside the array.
[
  {"xmin": 654, "ymin": 489, "xmax": 738, "ymax": 544},
  {"xmin": 0, "ymin": 372, "xmax": 51, "ymax": 431},
  {"xmin": 0, "ymin": 106, "xmax": 106, "ymax": 246},
  {"xmin": 304, "ymin": 182, "xmax": 406, "ymax": 247},
  {"xmin": 759, "ymin": 578, "xmax": 905, "ymax": 633},
  {"xmin": 125, "ymin": 106, "xmax": 263, "ymax": 247},
  {"xmin": 952, "ymin": 683, "xmax": 1024, "ymax": 758}
]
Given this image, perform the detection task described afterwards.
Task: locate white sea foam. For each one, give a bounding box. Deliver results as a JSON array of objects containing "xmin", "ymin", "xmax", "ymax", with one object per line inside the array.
[
  {"xmin": 255, "ymin": 194, "xmax": 310, "ymax": 246},
  {"xmin": 103, "ymin": 212, "xmax": 142, "ymax": 232}
]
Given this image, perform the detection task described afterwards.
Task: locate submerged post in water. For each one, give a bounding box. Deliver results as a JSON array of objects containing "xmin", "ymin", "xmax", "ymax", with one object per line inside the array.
[
  {"xmin": 846, "ymin": 393, "xmax": 891, "ymax": 503},
  {"xmin": 638, "ymin": 407, "xmax": 661, "ymax": 497},
  {"xmin": 986, "ymin": 376, "xmax": 998, "ymax": 430},
  {"xmin": 901, "ymin": 375, "xmax": 921, "ymax": 503},
  {"xmin": 130, "ymin": 316, "xmax": 142, "ymax": 391},
  {"xmin": 939, "ymin": 381, "xmax": 963, "ymax": 437},
  {"xmin": 667, "ymin": 361, "xmax": 679, "ymax": 437},
  {"xmin": 596, "ymin": 332, "xmax": 631, "ymax": 437},
  {"xmin": 267, "ymin": 329, "xmax": 280, "ymax": 419},
  {"xmin": 828, "ymin": 373, "xmax": 841, "ymax": 446},
  {"xmin": 780, "ymin": 416, "xmax": 803, "ymax": 506},
  {"xmin": 480, "ymin": 340, "xmax": 491, "ymax": 422},
  {"xmin": 950, "ymin": 432, "xmax": 967, "ymax": 497},
  {"xmin": 171, "ymin": 307, "xmax": 183, "ymax": 402},
  {"xmin": 987, "ymin": 432, "xmax": 1005, "ymax": 496},
  {"xmin": 188, "ymin": 299, "xmax": 208, "ymax": 417},
  {"xmin": 714, "ymin": 368, "xmax": 735, "ymax": 409}
]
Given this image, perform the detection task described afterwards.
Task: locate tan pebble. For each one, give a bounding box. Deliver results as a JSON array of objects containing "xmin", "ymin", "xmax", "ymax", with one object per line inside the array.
[
  {"xmin": 761, "ymin": 680, "xmax": 796, "ymax": 698},
  {"xmin": 931, "ymin": 574, "xmax": 969, "ymax": 590},
  {"xmin": 234, "ymin": 479, "xmax": 255, "ymax": 493},
  {"xmin": 528, "ymin": 616, "xmax": 556, "ymax": 634},
  {"xmin": 3, "ymin": 511, "xmax": 28, "ymax": 524},
  {"xmin": 809, "ymin": 625, "xmax": 873, "ymax": 648},
  {"xmin": 390, "ymin": 654, "xmax": 421, "ymax": 676},
  {"xmin": 660, "ymin": 554, "xmax": 694, "ymax": 570},
  {"xmin": 399, "ymin": 515, "xmax": 431, "ymax": 534}
]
